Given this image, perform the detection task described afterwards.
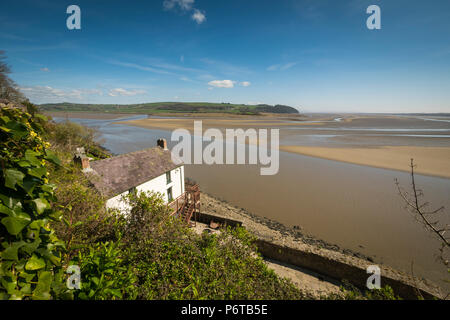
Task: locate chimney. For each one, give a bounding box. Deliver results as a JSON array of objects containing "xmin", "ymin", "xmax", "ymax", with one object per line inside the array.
[
  {"xmin": 81, "ymin": 156, "xmax": 91, "ymax": 172},
  {"xmin": 157, "ymin": 138, "xmax": 168, "ymax": 150},
  {"xmin": 74, "ymin": 147, "xmax": 92, "ymax": 172}
]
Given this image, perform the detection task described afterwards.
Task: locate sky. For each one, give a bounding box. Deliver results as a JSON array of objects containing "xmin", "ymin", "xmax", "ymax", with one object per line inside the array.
[{"xmin": 1, "ymin": 0, "xmax": 449, "ymax": 113}]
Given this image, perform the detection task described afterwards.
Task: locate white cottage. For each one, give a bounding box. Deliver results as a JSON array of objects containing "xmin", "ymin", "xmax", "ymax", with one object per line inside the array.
[{"xmin": 79, "ymin": 139, "xmax": 185, "ymax": 214}]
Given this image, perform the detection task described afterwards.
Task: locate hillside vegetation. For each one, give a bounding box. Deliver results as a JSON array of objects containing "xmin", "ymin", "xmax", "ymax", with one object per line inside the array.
[
  {"xmin": 0, "ymin": 100, "xmax": 310, "ymax": 300},
  {"xmin": 39, "ymin": 102, "xmax": 299, "ymax": 115}
]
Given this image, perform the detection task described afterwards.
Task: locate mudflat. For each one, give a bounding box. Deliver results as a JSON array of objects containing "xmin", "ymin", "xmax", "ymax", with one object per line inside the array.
[
  {"xmin": 280, "ymin": 145, "xmax": 450, "ymax": 179},
  {"xmin": 119, "ymin": 113, "xmax": 450, "ymax": 178}
]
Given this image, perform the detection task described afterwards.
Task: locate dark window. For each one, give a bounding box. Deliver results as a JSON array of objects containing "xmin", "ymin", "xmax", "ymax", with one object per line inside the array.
[
  {"xmin": 166, "ymin": 171, "xmax": 172, "ymax": 184},
  {"xmin": 167, "ymin": 187, "xmax": 173, "ymax": 202}
]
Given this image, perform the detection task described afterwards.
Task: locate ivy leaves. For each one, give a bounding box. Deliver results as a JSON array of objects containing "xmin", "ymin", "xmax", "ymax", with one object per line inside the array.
[
  {"xmin": 0, "ymin": 104, "xmax": 70, "ymax": 300},
  {"xmin": 4, "ymin": 169, "xmax": 25, "ymax": 190}
]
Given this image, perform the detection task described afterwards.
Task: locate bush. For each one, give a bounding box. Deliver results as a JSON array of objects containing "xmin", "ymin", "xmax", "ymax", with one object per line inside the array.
[
  {"xmin": 121, "ymin": 191, "xmax": 307, "ymax": 300},
  {"xmin": 45, "ymin": 120, "xmax": 109, "ymax": 160},
  {"xmin": 69, "ymin": 240, "xmax": 138, "ymax": 300},
  {"xmin": 0, "ymin": 103, "xmax": 71, "ymax": 299}
]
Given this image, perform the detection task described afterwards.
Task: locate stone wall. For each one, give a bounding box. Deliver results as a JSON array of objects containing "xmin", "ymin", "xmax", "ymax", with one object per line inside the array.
[{"xmin": 194, "ymin": 212, "xmax": 440, "ymax": 300}]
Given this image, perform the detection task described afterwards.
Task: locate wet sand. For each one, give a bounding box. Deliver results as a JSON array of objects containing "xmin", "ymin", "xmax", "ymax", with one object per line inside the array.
[
  {"xmin": 120, "ymin": 114, "xmax": 450, "ymax": 179},
  {"xmin": 118, "ymin": 115, "xmax": 334, "ymax": 131},
  {"xmin": 280, "ymin": 146, "xmax": 450, "ymax": 179}
]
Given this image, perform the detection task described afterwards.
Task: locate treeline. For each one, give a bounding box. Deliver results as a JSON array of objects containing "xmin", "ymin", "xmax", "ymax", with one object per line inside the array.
[{"xmin": 39, "ymin": 102, "xmax": 300, "ymax": 115}]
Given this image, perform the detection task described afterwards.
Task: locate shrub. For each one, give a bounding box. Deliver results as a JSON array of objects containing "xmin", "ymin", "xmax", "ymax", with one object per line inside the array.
[
  {"xmin": 69, "ymin": 240, "xmax": 138, "ymax": 300},
  {"xmin": 0, "ymin": 103, "xmax": 71, "ymax": 299},
  {"xmin": 45, "ymin": 120, "xmax": 109, "ymax": 160},
  {"xmin": 121, "ymin": 191, "xmax": 307, "ymax": 300}
]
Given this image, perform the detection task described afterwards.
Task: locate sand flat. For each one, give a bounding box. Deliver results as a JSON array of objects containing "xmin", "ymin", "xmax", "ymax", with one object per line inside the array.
[
  {"xmin": 120, "ymin": 115, "xmax": 450, "ymax": 178},
  {"xmin": 280, "ymin": 145, "xmax": 450, "ymax": 178},
  {"xmin": 118, "ymin": 117, "xmax": 330, "ymax": 130}
]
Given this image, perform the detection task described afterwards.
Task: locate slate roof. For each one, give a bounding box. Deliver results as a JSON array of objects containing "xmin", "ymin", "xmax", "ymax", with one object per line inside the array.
[{"xmin": 85, "ymin": 147, "xmax": 181, "ymax": 198}]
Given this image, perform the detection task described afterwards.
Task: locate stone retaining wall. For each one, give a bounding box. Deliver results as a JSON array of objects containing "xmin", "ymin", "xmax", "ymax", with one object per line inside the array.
[
  {"xmin": 255, "ymin": 239, "xmax": 438, "ymax": 300},
  {"xmin": 195, "ymin": 212, "xmax": 440, "ymax": 300}
]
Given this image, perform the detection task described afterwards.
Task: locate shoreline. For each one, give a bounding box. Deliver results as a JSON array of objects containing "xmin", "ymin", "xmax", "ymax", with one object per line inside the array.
[
  {"xmin": 200, "ymin": 192, "xmax": 374, "ymax": 262},
  {"xmin": 200, "ymin": 192, "xmax": 444, "ymax": 298}
]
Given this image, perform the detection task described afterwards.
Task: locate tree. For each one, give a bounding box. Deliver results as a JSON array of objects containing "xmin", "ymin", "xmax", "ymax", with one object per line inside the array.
[
  {"xmin": 0, "ymin": 50, "xmax": 26, "ymax": 102},
  {"xmin": 395, "ymin": 159, "xmax": 449, "ymax": 297}
]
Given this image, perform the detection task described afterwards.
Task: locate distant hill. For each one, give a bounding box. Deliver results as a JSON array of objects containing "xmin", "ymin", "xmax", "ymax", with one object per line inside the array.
[{"xmin": 39, "ymin": 102, "xmax": 299, "ymax": 115}]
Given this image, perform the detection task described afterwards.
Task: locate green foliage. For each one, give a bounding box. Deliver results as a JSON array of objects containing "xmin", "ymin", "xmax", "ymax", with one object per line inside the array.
[
  {"xmin": 0, "ymin": 103, "xmax": 71, "ymax": 300},
  {"xmin": 121, "ymin": 191, "xmax": 307, "ymax": 300},
  {"xmin": 70, "ymin": 240, "xmax": 138, "ymax": 300},
  {"xmin": 365, "ymin": 285, "xmax": 402, "ymax": 300},
  {"xmin": 49, "ymin": 165, "xmax": 122, "ymax": 250},
  {"xmin": 45, "ymin": 120, "xmax": 110, "ymax": 160},
  {"xmin": 0, "ymin": 51, "xmax": 26, "ymax": 102},
  {"xmin": 336, "ymin": 280, "xmax": 402, "ymax": 300}
]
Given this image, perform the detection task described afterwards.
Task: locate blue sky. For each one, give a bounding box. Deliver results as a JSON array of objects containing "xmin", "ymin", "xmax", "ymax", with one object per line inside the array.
[{"xmin": 1, "ymin": 0, "xmax": 449, "ymax": 112}]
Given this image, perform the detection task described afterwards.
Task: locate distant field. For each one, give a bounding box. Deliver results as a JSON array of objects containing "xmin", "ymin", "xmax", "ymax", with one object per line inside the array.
[{"xmin": 39, "ymin": 102, "xmax": 300, "ymax": 115}]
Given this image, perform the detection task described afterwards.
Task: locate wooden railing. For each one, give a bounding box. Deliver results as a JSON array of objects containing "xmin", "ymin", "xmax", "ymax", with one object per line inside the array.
[{"xmin": 167, "ymin": 183, "xmax": 200, "ymax": 225}]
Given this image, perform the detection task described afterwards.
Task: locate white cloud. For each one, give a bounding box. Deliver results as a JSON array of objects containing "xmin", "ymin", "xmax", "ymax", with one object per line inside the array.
[
  {"xmin": 108, "ymin": 88, "xmax": 146, "ymax": 97},
  {"xmin": 163, "ymin": 0, "xmax": 206, "ymax": 24},
  {"xmin": 208, "ymin": 80, "xmax": 235, "ymax": 88},
  {"xmin": 40, "ymin": 67, "xmax": 50, "ymax": 72},
  {"xmin": 239, "ymin": 81, "xmax": 251, "ymax": 87},
  {"xmin": 191, "ymin": 9, "xmax": 206, "ymax": 24}
]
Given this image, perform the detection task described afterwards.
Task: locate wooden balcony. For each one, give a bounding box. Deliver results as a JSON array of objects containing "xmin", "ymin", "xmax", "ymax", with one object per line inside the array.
[{"xmin": 168, "ymin": 183, "xmax": 200, "ymax": 226}]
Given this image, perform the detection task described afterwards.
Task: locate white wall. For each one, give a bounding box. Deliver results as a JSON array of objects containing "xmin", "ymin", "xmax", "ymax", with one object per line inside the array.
[{"xmin": 105, "ymin": 165, "xmax": 184, "ymax": 214}]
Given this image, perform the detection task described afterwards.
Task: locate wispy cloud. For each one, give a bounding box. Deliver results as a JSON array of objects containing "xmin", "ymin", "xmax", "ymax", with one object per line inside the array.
[
  {"xmin": 40, "ymin": 67, "xmax": 50, "ymax": 72},
  {"xmin": 20, "ymin": 85, "xmax": 147, "ymax": 102},
  {"xmin": 108, "ymin": 88, "xmax": 146, "ymax": 97},
  {"xmin": 239, "ymin": 81, "xmax": 251, "ymax": 87},
  {"xmin": 163, "ymin": 0, "xmax": 194, "ymax": 11},
  {"xmin": 267, "ymin": 62, "xmax": 298, "ymax": 71},
  {"xmin": 143, "ymin": 58, "xmax": 204, "ymax": 73},
  {"xmin": 107, "ymin": 60, "xmax": 175, "ymax": 75},
  {"xmin": 19, "ymin": 86, "xmax": 103, "ymax": 102}
]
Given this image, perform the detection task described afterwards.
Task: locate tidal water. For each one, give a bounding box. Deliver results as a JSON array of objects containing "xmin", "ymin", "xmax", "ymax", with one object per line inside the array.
[{"xmin": 54, "ymin": 115, "xmax": 450, "ymax": 289}]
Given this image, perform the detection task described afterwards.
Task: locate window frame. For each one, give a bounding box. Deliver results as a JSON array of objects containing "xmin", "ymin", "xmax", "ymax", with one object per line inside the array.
[{"xmin": 167, "ymin": 186, "xmax": 173, "ymax": 202}]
